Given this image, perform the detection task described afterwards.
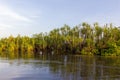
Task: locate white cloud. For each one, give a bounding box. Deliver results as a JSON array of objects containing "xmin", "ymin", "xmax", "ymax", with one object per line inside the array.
[
  {"xmin": 0, "ymin": 4, "xmax": 31, "ymax": 22},
  {"xmin": 0, "ymin": 23, "xmax": 12, "ymax": 29},
  {"xmin": 0, "ymin": 3, "xmax": 33, "ymax": 36}
]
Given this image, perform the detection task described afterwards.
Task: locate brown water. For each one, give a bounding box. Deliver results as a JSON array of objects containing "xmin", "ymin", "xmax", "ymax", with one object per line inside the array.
[{"xmin": 0, "ymin": 53, "xmax": 120, "ymax": 80}]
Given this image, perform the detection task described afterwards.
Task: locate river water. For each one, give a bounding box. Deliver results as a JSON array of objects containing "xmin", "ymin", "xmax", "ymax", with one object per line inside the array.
[{"xmin": 0, "ymin": 54, "xmax": 120, "ymax": 80}]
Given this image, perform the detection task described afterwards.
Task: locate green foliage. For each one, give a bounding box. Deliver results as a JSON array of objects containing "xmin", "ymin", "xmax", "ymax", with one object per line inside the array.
[{"xmin": 0, "ymin": 23, "xmax": 120, "ymax": 56}]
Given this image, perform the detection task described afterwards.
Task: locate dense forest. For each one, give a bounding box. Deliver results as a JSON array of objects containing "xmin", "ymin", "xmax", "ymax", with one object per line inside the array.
[{"xmin": 0, "ymin": 22, "xmax": 120, "ymax": 56}]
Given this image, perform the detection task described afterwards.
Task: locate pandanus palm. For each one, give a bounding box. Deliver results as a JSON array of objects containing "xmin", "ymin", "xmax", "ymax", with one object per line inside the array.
[
  {"xmin": 80, "ymin": 23, "xmax": 93, "ymax": 46},
  {"xmin": 94, "ymin": 23, "xmax": 103, "ymax": 43},
  {"xmin": 0, "ymin": 22, "xmax": 120, "ymax": 56},
  {"xmin": 60, "ymin": 24, "xmax": 70, "ymax": 36}
]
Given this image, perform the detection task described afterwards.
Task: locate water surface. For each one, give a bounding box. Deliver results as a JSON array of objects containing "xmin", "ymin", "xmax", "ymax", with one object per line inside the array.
[{"xmin": 0, "ymin": 54, "xmax": 120, "ymax": 80}]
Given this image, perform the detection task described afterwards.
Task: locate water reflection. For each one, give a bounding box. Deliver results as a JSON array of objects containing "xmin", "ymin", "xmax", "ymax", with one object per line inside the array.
[{"xmin": 0, "ymin": 53, "xmax": 120, "ymax": 80}]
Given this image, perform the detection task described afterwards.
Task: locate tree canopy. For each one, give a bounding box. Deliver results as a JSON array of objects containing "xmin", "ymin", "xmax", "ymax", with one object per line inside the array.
[{"xmin": 0, "ymin": 23, "xmax": 120, "ymax": 56}]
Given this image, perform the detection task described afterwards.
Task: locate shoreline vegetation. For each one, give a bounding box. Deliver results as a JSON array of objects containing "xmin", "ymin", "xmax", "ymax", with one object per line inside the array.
[{"xmin": 0, "ymin": 22, "xmax": 120, "ymax": 56}]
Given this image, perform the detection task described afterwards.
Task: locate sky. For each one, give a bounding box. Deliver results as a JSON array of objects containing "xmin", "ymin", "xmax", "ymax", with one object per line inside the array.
[{"xmin": 0, "ymin": 0, "xmax": 120, "ymax": 37}]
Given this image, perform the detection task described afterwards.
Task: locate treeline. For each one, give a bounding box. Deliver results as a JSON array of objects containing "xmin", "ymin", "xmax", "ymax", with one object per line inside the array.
[{"xmin": 0, "ymin": 22, "xmax": 120, "ymax": 56}]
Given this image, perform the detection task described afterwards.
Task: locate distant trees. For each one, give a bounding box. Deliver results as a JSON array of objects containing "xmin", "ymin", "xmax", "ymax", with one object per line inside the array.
[{"xmin": 0, "ymin": 23, "xmax": 120, "ymax": 56}]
